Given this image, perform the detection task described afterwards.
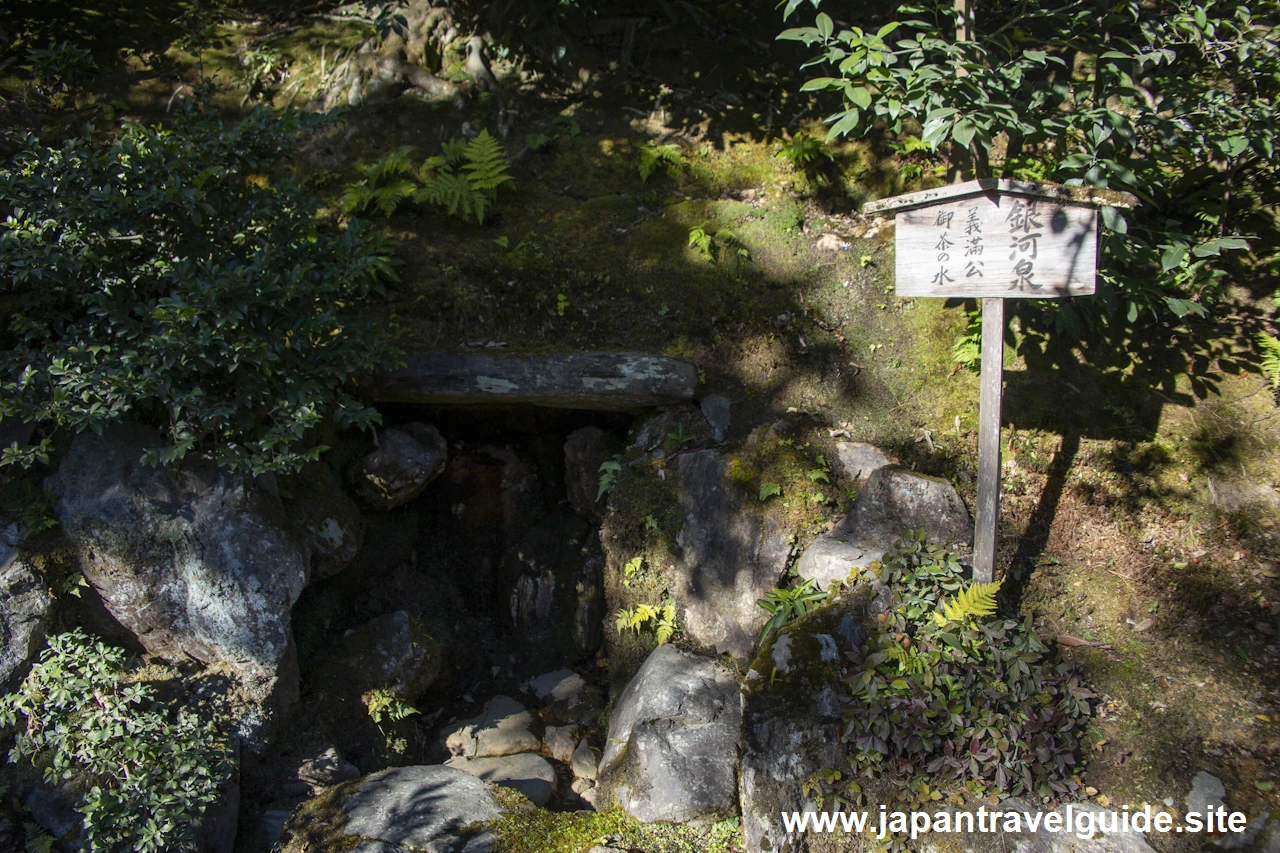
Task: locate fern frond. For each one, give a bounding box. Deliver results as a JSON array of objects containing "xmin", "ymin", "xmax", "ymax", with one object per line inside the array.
[
  {"xmin": 655, "ymin": 619, "xmax": 675, "ymax": 645},
  {"xmin": 419, "ymin": 154, "xmax": 450, "ymax": 179},
  {"xmin": 417, "ymin": 172, "xmax": 474, "ymax": 217},
  {"xmin": 634, "ymin": 603, "xmax": 658, "ymax": 624},
  {"xmin": 1258, "ymin": 332, "xmax": 1280, "ymax": 390},
  {"xmin": 357, "ymin": 145, "xmax": 418, "ymax": 181},
  {"xmin": 934, "ymin": 580, "xmax": 1002, "ymax": 626},
  {"xmin": 884, "ymin": 641, "xmax": 928, "ymax": 674},
  {"xmin": 371, "ymin": 178, "xmax": 418, "ymax": 216},
  {"xmin": 616, "ymin": 607, "xmax": 636, "ymax": 635},
  {"xmin": 638, "ymin": 142, "xmax": 684, "ymax": 182},
  {"xmin": 442, "ymin": 137, "xmax": 467, "ymax": 163},
  {"xmin": 340, "ymin": 182, "xmax": 376, "ymax": 214},
  {"xmin": 462, "ymin": 129, "xmax": 513, "ymax": 196}
]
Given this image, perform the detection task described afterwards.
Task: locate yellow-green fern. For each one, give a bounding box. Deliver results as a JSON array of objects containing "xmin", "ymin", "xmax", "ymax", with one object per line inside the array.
[
  {"xmin": 932, "ymin": 580, "xmax": 1002, "ymax": 627},
  {"xmin": 1259, "ymin": 332, "xmax": 1280, "ymax": 391},
  {"xmin": 885, "ymin": 640, "xmax": 929, "ymax": 674}
]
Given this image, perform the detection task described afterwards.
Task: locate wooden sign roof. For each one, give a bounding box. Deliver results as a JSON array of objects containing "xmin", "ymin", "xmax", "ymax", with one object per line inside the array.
[{"xmin": 863, "ymin": 178, "xmax": 1137, "ymax": 215}]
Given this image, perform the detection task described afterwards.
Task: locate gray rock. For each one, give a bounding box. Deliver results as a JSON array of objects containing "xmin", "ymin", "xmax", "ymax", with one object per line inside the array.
[
  {"xmin": 24, "ymin": 785, "xmax": 79, "ymax": 841},
  {"xmin": 297, "ymin": 746, "xmax": 360, "ymax": 789},
  {"xmin": 1213, "ymin": 812, "xmax": 1280, "ymax": 852},
  {"xmin": 442, "ymin": 695, "xmax": 540, "ymax": 759},
  {"xmin": 351, "ymin": 425, "xmax": 447, "ymax": 510},
  {"xmin": 597, "ymin": 644, "xmax": 741, "ymax": 823},
  {"xmin": 571, "ymin": 739, "xmax": 598, "ymax": 781},
  {"xmin": 288, "ymin": 463, "xmax": 365, "ymax": 580},
  {"xmin": 797, "ymin": 464, "xmax": 972, "ymax": 589},
  {"xmin": 445, "ymin": 753, "xmax": 557, "ymax": 807},
  {"xmin": 260, "ymin": 807, "xmax": 294, "ymax": 851},
  {"xmin": 1187, "ymin": 771, "xmax": 1228, "ymax": 816},
  {"xmin": 834, "ymin": 441, "xmax": 893, "ymax": 483},
  {"xmin": 375, "ymin": 352, "xmax": 699, "ymax": 411},
  {"xmin": 0, "ymin": 529, "xmax": 54, "ymax": 690},
  {"xmin": 1007, "ymin": 802, "xmax": 1155, "ymax": 853},
  {"xmin": 700, "ymin": 395, "xmax": 732, "ymax": 443},
  {"xmin": 47, "ymin": 424, "xmax": 307, "ymax": 752},
  {"xmin": 326, "ymin": 611, "xmax": 441, "ymax": 702},
  {"xmin": 524, "ymin": 669, "xmax": 603, "ymax": 726},
  {"xmin": 544, "ymin": 725, "xmax": 578, "ymax": 764},
  {"xmin": 339, "ymin": 766, "xmax": 502, "ymax": 853},
  {"xmin": 740, "ymin": 594, "xmax": 875, "ymax": 853},
  {"xmin": 673, "ymin": 450, "xmax": 790, "ymax": 659},
  {"xmin": 564, "ymin": 427, "xmax": 622, "ymax": 519}
]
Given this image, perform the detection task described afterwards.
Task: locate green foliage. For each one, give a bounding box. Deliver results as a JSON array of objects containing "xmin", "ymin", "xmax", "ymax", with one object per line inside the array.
[
  {"xmin": 1258, "ymin": 332, "xmax": 1280, "ymax": 393},
  {"xmin": 932, "ymin": 580, "xmax": 1002, "ymax": 627},
  {"xmin": 24, "ymin": 823, "xmax": 55, "ymax": 853},
  {"xmin": 776, "ymin": 132, "xmax": 834, "ymax": 168},
  {"xmin": 759, "ymin": 482, "xmax": 782, "ymax": 501},
  {"xmin": 615, "ymin": 597, "xmax": 679, "ymax": 645},
  {"xmin": 757, "ymin": 579, "xmax": 831, "ymax": 645},
  {"xmin": 364, "ymin": 687, "xmax": 420, "ymax": 726},
  {"xmin": 638, "ymin": 141, "xmax": 685, "ymax": 182},
  {"xmin": 688, "ymin": 223, "xmax": 750, "ymax": 265},
  {"xmin": 596, "ymin": 455, "xmax": 623, "ymax": 501},
  {"xmin": 844, "ymin": 538, "xmax": 1093, "ymax": 800},
  {"xmin": 26, "ymin": 42, "xmax": 97, "ymax": 92},
  {"xmin": 344, "ymin": 131, "xmax": 513, "ymax": 224},
  {"xmin": 418, "ymin": 130, "xmax": 513, "ymax": 224},
  {"xmin": 782, "ymin": 0, "xmax": 1279, "ymax": 325},
  {"xmin": 951, "ymin": 306, "xmax": 983, "ymax": 371},
  {"xmin": 0, "ymin": 108, "xmax": 399, "ymax": 474},
  {"xmin": 0, "ymin": 630, "xmax": 231, "ymax": 853}
]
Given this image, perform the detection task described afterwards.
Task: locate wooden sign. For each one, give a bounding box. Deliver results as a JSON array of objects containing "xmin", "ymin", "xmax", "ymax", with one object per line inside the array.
[{"xmin": 863, "ymin": 179, "xmax": 1136, "ymax": 582}]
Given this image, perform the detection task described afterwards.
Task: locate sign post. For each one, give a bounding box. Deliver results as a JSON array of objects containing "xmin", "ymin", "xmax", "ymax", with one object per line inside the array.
[{"xmin": 863, "ymin": 179, "xmax": 1136, "ymax": 583}]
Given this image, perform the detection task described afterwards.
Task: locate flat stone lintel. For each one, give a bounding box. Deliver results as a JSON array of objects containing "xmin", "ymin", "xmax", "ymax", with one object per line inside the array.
[{"xmin": 374, "ymin": 352, "xmax": 699, "ymax": 411}]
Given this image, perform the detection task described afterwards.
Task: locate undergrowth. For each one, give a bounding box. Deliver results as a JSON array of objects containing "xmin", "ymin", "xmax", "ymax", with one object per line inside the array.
[{"xmin": 841, "ymin": 535, "xmax": 1094, "ymax": 816}]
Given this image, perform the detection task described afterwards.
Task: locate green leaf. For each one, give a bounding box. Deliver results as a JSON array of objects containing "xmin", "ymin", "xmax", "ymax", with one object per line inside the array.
[
  {"xmin": 816, "ymin": 12, "xmax": 834, "ymax": 39},
  {"xmin": 759, "ymin": 483, "xmax": 782, "ymax": 501},
  {"xmin": 848, "ymin": 86, "xmax": 873, "ymax": 109},
  {"xmin": 801, "ymin": 77, "xmax": 838, "ymax": 91}
]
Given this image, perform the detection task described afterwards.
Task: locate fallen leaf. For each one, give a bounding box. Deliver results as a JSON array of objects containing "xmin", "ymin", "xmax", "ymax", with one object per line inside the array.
[
  {"xmin": 1085, "ymin": 786, "xmax": 1099, "ymax": 796},
  {"xmin": 1058, "ymin": 634, "xmax": 1095, "ymax": 647},
  {"xmin": 1257, "ymin": 781, "xmax": 1275, "ymax": 792},
  {"xmin": 1097, "ymin": 794, "xmax": 1111, "ymax": 807},
  {"xmin": 1132, "ymin": 618, "xmax": 1154, "ymax": 632}
]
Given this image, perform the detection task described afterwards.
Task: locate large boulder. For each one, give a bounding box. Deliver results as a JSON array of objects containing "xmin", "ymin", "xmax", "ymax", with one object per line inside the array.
[
  {"xmin": 321, "ymin": 610, "xmax": 442, "ymax": 702},
  {"xmin": 564, "ymin": 427, "xmax": 622, "ymax": 520},
  {"xmin": 0, "ymin": 526, "xmax": 54, "ymax": 691},
  {"xmin": 673, "ymin": 450, "xmax": 790, "ymax": 659},
  {"xmin": 350, "ymin": 425, "xmax": 447, "ymax": 510},
  {"xmin": 444, "ymin": 753, "xmax": 557, "ymax": 807},
  {"xmin": 797, "ymin": 465, "xmax": 971, "ymax": 589},
  {"xmin": 596, "ymin": 644, "xmax": 741, "ymax": 823},
  {"xmin": 740, "ymin": 591, "xmax": 875, "ymax": 853},
  {"xmin": 281, "ymin": 766, "xmax": 504, "ymax": 853},
  {"xmin": 46, "ymin": 424, "xmax": 309, "ymax": 752},
  {"xmin": 441, "ymin": 695, "xmax": 541, "ymax": 759},
  {"xmin": 287, "ymin": 463, "xmax": 365, "ymax": 580}
]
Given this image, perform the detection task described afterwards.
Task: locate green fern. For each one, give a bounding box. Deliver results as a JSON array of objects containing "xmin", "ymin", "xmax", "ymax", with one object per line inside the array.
[
  {"xmin": 356, "ymin": 145, "xmax": 418, "ymax": 181},
  {"xmin": 416, "ymin": 172, "xmax": 481, "ymax": 221},
  {"xmin": 441, "ymin": 137, "xmax": 468, "ymax": 163},
  {"xmin": 24, "ymin": 823, "xmax": 56, "ymax": 853},
  {"xmin": 462, "ymin": 129, "xmax": 514, "ymax": 196},
  {"xmin": 885, "ymin": 640, "xmax": 929, "ymax": 675},
  {"xmin": 1258, "ymin": 332, "xmax": 1280, "ymax": 391},
  {"xmin": 639, "ymin": 142, "xmax": 685, "ymax": 182},
  {"xmin": 932, "ymin": 580, "xmax": 1002, "ymax": 627}
]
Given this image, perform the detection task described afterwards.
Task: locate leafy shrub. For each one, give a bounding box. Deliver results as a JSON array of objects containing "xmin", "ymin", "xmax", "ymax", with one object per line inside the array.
[
  {"xmin": 844, "ymin": 536, "xmax": 1093, "ymax": 800},
  {"xmin": 782, "ymin": 0, "xmax": 1279, "ymax": 325},
  {"xmin": 0, "ymin": 630, "xmax": 231, "ymax": 853},
  {"xmin": 0, "ymin": 107, "xmax": 399, "ymax": 474}
]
